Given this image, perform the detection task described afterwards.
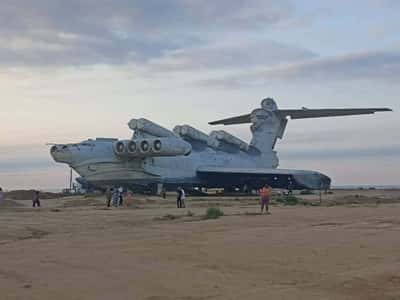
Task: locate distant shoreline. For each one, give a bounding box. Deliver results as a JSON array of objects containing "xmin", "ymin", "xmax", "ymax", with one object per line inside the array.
[{"xmin": 332, "ymin": 185, "xmax": 400, "ymax": 190}]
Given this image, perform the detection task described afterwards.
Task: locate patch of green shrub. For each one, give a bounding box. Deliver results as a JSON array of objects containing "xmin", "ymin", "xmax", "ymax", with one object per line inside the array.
[
  {"xmin": 284, "ymin": 195, "xmax": 299, "ymax": 205},
  {"xmin": 204, "ymin": 207, "xmax": 224, "ymax": 219},
  {"xmin": 276, "ymin": 194, "xmax": 299, "ymax": 206},
  {"xmin": 300, "ymin": 190, "xmax": 314, "ymax": 195}
]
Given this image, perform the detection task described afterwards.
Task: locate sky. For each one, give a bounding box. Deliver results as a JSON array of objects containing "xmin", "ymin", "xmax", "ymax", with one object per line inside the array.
[{"xmin": 0, "ymin": 0, "xmax": 399, "ymax": 190}]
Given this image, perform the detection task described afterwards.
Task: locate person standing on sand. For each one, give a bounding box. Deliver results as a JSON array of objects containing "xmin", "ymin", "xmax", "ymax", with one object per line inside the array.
[
  {"xmin": 118, "ymin": 186, "xmax": 124, "ymax": 206},
  {"xmin": 112, "ymin": 189, "xmax": 119, "ymax": 207},
  {"xmin": 32, "ymin": 190, "xmax": 41, "ymax": 207},
  {"xmin": 0, "ymin": 187, "xmax": 4, "ymax": 203},
  {"xmin": 177, "ymin": 187, "xmax": 183, "ymax": 208},
  {"xmin": 161, "ymin": 187, "xmax": 166, "ymax": 199},
  {"xmin": 260, "ymin": 184, "xmax": 272, "ymax": 214},
  {"xmin": 180, "ymin": 187, "xmax": 186, "ymax": 208},
  {"xmin": 105, "ymin": 188, "xmax": 112, "ymax": 207}
]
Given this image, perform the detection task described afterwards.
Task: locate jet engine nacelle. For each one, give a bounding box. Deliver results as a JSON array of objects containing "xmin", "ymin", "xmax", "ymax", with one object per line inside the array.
[{"xmin": 114, "ymin": 137, "xmax": 192, "ymax": 158}]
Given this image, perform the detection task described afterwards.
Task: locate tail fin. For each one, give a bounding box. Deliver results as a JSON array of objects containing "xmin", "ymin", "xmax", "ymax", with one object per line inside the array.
[
  {"xmin": 209, "ymin": 97, "xmax": 392, "ymax": 156},
  {"xmin": 248, "ymin": 98, "xmax": 287, "ymax": 152},
  {"xmin": 209, "ymin": 98, "xmax": 287, "ymax": 155}
]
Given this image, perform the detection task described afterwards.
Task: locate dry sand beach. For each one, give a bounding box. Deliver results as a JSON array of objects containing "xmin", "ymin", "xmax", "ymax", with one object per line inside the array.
[{"xmin": 1, "ymin": 190, "xmax": 400, "ymax": 300}]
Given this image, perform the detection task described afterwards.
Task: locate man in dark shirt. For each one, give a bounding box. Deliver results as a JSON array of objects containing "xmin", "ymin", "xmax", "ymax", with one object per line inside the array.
[
  {"xmin": 0, "ymin": 187, "xmax": 4, "ymax": 203},
  {"xmin": 33, "ymin": 190, "xmax": 41, "ymax": 207},
  {"xmin": 177, "ymin": 187, "xmax": 183, "ymax": 208}
]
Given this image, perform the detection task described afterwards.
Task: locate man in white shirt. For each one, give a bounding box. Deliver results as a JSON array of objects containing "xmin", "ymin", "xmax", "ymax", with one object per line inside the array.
[
  {"xmin": 180, "ymin": 188, "xmax": 186, "ymax": 208},
  {"xmin": 118, "ymin": 186, "xmax": 124, "ymax": 206},
  {"xmin": 177, "ymin": 187, "xmax": 186, "ymax": 208}
]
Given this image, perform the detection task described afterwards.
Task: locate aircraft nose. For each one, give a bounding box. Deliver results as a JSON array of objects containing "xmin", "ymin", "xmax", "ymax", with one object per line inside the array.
[{"xmin": 50, "ymin": 144, "xmax": 73, "ymax": 164}]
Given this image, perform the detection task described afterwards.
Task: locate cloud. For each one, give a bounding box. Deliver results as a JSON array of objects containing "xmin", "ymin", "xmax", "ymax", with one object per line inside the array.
[
  {"xmin": 147, "ymin": 40, "xmax": 315, "ymax": 72},
  {"xmin": 203, "ymin": 49, "xmax": 400, "ymax": 86},
  {"xmin": 369, "ymin": 0, "xmax": 400, "ymax": 8},
  {"xmin": 0, "ymin": 0, "xmax": 294, "ymax": 67}
]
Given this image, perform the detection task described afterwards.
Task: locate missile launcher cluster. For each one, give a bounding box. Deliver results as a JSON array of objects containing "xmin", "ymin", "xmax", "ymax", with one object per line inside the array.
[
  {"xmin": 174, "ymin": 125, "xmax": 249, "ymax": 153},
  {"xmin": 114, "ymin": 118, "xmax": 250, "ymax": 159}
]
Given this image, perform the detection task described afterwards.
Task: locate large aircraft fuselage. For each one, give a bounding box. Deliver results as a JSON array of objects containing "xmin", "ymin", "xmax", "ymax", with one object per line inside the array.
[{"xmin": 51, "ymin": 138, "xmax": 282, "ymax": 189}]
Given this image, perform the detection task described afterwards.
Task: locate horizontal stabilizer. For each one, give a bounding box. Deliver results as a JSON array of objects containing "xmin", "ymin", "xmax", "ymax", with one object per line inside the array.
[{"xmin": 209, "ymin": 108, "xmax": 392, "ymax": 125}]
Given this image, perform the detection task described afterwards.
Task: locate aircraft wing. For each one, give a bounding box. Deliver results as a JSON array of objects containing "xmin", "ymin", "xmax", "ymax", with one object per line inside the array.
[
  {"xmin": 197, "ymin": 167, "xmax": 331, "ymax": 190},
  {"xmin": 209, "ymin": 108, "xmax": 392, "ymax": 125}
]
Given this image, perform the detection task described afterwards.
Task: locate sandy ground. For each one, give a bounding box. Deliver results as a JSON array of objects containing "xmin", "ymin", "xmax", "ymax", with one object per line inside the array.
[{"xmin": 1, "ymin": 190, "xmax": 400, "ymax": 300}]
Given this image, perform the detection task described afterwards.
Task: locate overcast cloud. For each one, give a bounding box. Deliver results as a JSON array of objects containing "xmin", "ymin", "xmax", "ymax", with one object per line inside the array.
[
  {"xmin": 1, "ymin": 0, "xmax": 399, "ymax": 83},
  {"xmin": 202, "ymin": 49, "xmax": 400, "ymax": 87},
  {"xmin": 0, "ymin": 0, "xmax": 295, "ymax": 66}
]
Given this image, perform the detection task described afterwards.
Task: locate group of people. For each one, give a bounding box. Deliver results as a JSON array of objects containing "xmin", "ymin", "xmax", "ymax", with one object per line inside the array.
[
  {"xmin": 104, "ymin": 186, "xmax": 187, "ymax": 209},
  {"xmin": 105, "ymin": 187, "xmax": 124, "ymax": 207},
  {"xmin": 1, "ymin": 184, "xmax": 272, "ymax": 213},
  {"xmin": 0, "ymin": 183, "xmax": 269, "ymax": 212},
  {"xmin": 176, "ymin": 184, "xmax": 272, "ymax": 214},
  {"xmin": 180, "ymin": 184, "xmax": 272, "ymax": 214},
  {"xmin": 102, "ymin": 184, "xmax": 273, "ymax": 214}
]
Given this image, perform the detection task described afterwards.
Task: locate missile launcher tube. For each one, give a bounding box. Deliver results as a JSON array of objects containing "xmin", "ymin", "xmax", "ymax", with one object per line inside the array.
[
  {"xmin": 128, "ymin": 118, "xmax": 177, "ymax": 138},
  {"xmin": 210, "ymin": 130, "xmax": 249, "ymax": 152},
  {"xmin": 174, "ymin": 125, "xmax": 219, "ymax": 149}
]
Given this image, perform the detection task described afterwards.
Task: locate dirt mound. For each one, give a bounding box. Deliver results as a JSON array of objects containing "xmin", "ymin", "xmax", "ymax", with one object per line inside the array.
[
  {"xmin": 5, "ymin": 190, "xmax": 70, "ymax": 200},
  {"xmin": 62, "ymin": 198, "xmax": 104, "ymax": 208},
  {"xmin": 0, "ymin": 199, "xmax": 24, "ymax": 208}
]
